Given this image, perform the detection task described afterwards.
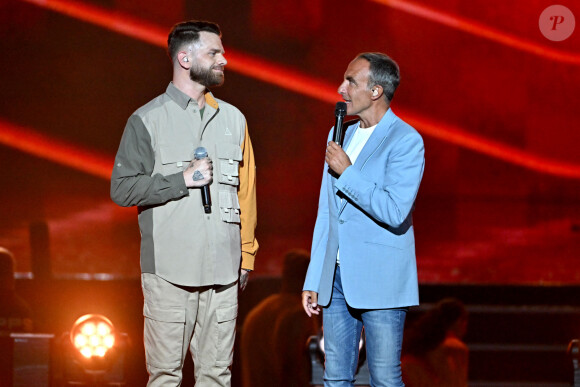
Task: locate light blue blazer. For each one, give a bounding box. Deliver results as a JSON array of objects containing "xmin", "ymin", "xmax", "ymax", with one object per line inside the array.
[{"xmin": 303, "ymin": 108, "xmax": 425, "ymax": 309}]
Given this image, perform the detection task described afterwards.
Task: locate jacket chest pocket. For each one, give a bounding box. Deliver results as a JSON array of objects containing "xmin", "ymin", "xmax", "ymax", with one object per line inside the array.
[
  {"xmin": 158, "ymin": 143, "xmax": 193, "ymax": 174},
  {"xmin": 215, "ymin": 143, "xmax": 243, "ymax": 224},
  {"xmin": 218, "ymin": 190, "xmax": 240, "ymax": 223},
  {"xmin": 215, "ymin": 143, "xmax": 242, "ymax": 186}
]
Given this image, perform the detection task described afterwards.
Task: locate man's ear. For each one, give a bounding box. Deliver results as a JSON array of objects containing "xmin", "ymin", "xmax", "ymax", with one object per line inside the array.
[
  {"xmin": 370, "ymin": 85, "xmax": 383, "ymax": 100},
  {"xmin": 177, "ymin": 51, "xmax": 190, "ymax": 68}
]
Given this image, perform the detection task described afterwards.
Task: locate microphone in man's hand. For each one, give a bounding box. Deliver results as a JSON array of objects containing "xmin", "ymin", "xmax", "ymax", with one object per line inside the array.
[
  {"xmin": 332, "ymin": 102, "xmax": 347, "ymax": 146},
  {"xmin": 194, "ymin": 147, "xmax": 212, "ymax": 214}
]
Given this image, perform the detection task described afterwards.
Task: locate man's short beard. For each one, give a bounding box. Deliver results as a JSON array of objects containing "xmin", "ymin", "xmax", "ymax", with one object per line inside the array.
[{"xmin": 189, "ymin": 64, "xmax": 224, "ymax": 87}]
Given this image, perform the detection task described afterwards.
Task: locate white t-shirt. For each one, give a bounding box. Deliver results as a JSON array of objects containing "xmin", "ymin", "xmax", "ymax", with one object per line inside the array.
[
  {"xmin": 344, "ymin": 124, "xmax": 377, "ymax": 162},
  {"xmin": 337, "ymin": 123, "xmax": 377, "ymax": 265}
]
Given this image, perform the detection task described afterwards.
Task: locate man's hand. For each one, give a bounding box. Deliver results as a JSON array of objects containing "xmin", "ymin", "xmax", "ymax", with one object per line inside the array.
[
  {"xmin": 325, "ymin": 141, "xmax": 352, "ymax": 176},
  {"xmin": 183, "ymin": 157, "xmax": 213, "ymax": 188},
  {"xmin": 239, "ymin": 269, "xmax": 250, "ymax": 291},
  {"xmin": 302, "ymin": 290, "xmax": 320, "ymax": 317}
]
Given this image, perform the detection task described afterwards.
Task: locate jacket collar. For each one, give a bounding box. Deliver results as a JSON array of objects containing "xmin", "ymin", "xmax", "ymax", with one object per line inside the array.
[{"xmin": 165, "ymin": 82, "xmax": 219, "ymax": 110}]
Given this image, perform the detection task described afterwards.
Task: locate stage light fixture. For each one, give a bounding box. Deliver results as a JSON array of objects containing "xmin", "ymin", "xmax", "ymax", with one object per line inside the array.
[
  {"xmin": 70, "ymin": 314, "xmax": 116, "ymax": 360},
  {"xmin": 52, "ymin": 314, "xmax": 128, "ymax": 386}
]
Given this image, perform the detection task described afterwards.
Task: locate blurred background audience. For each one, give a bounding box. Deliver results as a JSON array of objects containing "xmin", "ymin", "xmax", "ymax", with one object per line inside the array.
[{"xmin": 402, "ymin": 298, "xmax": 468, "ymax": 387}]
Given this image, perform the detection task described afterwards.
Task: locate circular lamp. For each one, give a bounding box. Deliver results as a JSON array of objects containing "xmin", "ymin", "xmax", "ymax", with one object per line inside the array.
[{"xmin": 70, "ymin": 314, "xmax": 116, "ymax": 361}]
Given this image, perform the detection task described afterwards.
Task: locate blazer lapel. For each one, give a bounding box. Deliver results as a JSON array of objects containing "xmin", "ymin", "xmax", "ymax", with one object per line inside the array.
[
  {"xmin": 338, "ymin": 109, "xmax": 396, "ymax": 215},
  {"xmin": 353, "ymin": 109, "xmax": 395, "ymax": 170}
]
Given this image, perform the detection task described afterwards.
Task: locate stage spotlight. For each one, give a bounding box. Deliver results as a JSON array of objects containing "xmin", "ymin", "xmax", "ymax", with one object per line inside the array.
[
  {"xmin": 71, "ymin": 314, "xmax": 116, "ymax": 361},
  {"xmin": 53, "ymin": 314, "xmax": 128, "ymax": 386}
]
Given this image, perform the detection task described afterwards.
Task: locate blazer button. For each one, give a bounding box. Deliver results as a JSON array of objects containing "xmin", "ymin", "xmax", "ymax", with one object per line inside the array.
[{"xmin": 338, "ymin": 219, "xmax": 344, "ymax": 224}]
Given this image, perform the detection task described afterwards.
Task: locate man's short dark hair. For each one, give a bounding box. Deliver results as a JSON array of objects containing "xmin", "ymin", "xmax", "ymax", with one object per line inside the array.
[
  {"xmin": 167, "ymin": 20, "xmax": 222, "ymax": 61},
  {"xmin": 357, "ymin": 52, "xmax": 400, "ymax": 102}
]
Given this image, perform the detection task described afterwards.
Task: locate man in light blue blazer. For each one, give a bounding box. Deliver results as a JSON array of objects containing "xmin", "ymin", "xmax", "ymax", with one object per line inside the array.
[{"xmin": 302, "ymin": 53, "xmax": 425, "ymax": 386}]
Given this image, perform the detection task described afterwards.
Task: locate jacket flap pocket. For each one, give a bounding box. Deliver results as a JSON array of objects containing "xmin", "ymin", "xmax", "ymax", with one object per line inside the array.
[
  {"xmin": 216, "ymin": 143, "xmax": 242, "ymax": 185},
  {"xmin": 219, "ymin": 191, "xmax": 233, "ymax": 208},
  {"xmin": 218, "ymin": 191, "xmax": 240, "ymax": 223},
  {"xmin": 159, "ymin": 143, "xmax": 192, "ymax": 165}
]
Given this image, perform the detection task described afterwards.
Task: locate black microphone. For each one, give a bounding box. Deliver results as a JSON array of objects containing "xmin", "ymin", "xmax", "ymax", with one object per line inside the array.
[
  {"xmin": 332, "ymin": 102, "xmax": 347, "ymax": 146},
  {"xmin": 194, "ymin": 147, "xmax": 212, "ymax": 214}
]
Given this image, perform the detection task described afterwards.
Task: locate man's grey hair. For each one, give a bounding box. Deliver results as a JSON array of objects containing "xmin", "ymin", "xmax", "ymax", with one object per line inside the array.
[{"xmin": 357, "ymin": 52, "xmax": 400, "ymax": 102}]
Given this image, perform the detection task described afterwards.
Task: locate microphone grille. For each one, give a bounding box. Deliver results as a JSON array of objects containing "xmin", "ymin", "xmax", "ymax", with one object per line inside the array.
[
  {"xmin": 335, "ymin": 102, "xmax": 347, "ymax": 115},
  {"xmin": 194, "ymin": 146, "xmax": 208, "ymax": 159}
]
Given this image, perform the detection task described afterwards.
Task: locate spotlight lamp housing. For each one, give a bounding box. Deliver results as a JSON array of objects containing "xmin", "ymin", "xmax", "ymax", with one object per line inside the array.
[
  {"xmin": 54, "ymin": 313, "xmax": 128, "ymax": 386},
  {"xmin": 70, "ymin": 314, "xmax": 116, "ymax": 363}
]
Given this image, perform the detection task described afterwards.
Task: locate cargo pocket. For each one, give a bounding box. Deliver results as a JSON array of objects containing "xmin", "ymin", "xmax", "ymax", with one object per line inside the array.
[
  {"xmin": 159, "ymin": 143, "xmax": 193, "ymax": 175},
  {"xmin": 218, "ymin": 191, "xmax": 240, "ymax": 223},
  {"xmin": 215, "ymin": 143, "xmax": 242, "ymax": 186},
  {"xmin": 215, "ymin": 304, "xmax": 238, "ymax": 367},
  {"xmin": 143, "ymin": 303, "xmax": 186, "ymax": 369}
]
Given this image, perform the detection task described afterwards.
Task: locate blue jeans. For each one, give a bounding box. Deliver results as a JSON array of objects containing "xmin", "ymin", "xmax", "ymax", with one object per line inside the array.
[{"xmin": 323, "ymin": 265, "xmax": 406, "ymax": 387}]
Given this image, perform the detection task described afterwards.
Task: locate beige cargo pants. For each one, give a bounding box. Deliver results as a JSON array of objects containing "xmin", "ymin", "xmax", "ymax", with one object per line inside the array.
[{"xmin": 141, "ymin": 273, "xmax": 238, "ymax": 386}]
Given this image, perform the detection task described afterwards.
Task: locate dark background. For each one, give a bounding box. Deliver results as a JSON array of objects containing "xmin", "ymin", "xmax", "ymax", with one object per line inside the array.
[{"xmin": 1, "ymin": 0, "xmax": 580, "ymax": 385}]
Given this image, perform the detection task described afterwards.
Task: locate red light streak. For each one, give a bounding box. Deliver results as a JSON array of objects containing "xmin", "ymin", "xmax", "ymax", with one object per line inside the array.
[
  {"xmin": 12, "ymin": 0, "xmax": 580, "ymax": 179},
  {"xmin": 21, "ymin": 0, "xmax": 167, "ymax": 47},
  {"xmin": 0, "ymin": 119, "xmax": 112, "ymax": 179},
  {"xmin": 370, "ymin": 0, "xmax": 580, "ymax": 65},
  {"xmin": 395, "ymin": 110, "xmax": 580, "ymax": 179}
]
